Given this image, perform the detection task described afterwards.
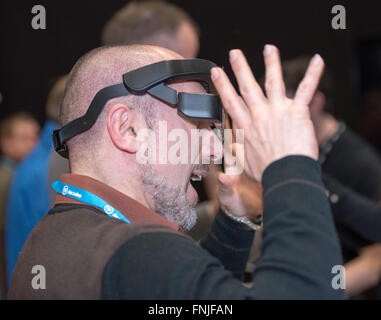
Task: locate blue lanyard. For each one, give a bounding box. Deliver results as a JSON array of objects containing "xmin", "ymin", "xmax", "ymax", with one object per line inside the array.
[{"xmin": 51, "ymin": 180, "xmax": 131, "ymax": 224}]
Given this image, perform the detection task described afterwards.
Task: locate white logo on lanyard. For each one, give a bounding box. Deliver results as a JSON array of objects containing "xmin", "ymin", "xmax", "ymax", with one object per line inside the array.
[
  {"xmin": 104, "ymin": 205, "xmax": 120, "ymax": 220},
  {"xmin": 62, "ymin": 185, "xmax": 69, "ymax": 195},
  {"xmin": 104, "ymin": 205, "xmax": 114, "ymax": 215}
]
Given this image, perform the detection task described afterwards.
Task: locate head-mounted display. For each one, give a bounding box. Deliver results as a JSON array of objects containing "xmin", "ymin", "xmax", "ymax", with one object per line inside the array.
[{"xmin": 53, "ymin": 59, "xmax": 225, "ymax": 158}]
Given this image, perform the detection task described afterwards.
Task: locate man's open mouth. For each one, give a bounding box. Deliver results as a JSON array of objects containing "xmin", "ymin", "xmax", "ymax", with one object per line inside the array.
[
  {"xmin": 189, "ymin": 167, "xmax": 209, "ymax": 182},
  {"xmin": 190, "ymin": 174, "xmax": 203, "ymax": 182}
]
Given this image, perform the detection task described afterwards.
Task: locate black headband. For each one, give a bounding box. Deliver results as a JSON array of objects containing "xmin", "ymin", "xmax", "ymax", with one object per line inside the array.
[{"xmin": 53, "ymin": 59, "xmax": 224, "ymax": 158}]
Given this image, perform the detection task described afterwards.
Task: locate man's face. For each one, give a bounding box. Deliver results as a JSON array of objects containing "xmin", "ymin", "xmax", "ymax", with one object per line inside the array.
[
  {"xmin": 138, "ymin": 81, "xmax": 223, "ymax": 230},
  {"xmin": 1, "ymin": 120, "xmax": 39, "ymax": 162}
]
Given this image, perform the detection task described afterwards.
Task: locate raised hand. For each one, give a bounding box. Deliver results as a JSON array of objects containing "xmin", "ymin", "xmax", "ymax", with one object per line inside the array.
[{"xmin": 211, "ymin": 45, "xmax": 325, "ymax": 181}]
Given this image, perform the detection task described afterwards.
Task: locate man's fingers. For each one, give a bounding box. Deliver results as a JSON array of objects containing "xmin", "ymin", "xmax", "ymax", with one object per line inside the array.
[
  {"xmin": 217, "ymin": 172, "xmax": 234, "ymax": 197},
  {"xmin": 211, "ymin": 67, "xmax": 249, "ymax": 129},
  {"xmin": 264, "ymin": 44, "xmax": 286, "ymax": 104},
  {"xmin": 229, "ymin": 49, "xmax": 266, "ymax": 109},
  {"xmin": 294, "ymin": 54, "xmax": 325, "ymax": 106},
  {"xmin": 224, "ymin": 142, "xmax": 245, "ymax": 176}
]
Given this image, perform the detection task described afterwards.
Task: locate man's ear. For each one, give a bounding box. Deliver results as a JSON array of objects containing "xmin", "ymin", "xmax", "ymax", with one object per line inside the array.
[
  {"xmin": 107, "ymin": 104, "xmax": 140, "ymax": 153},
  {"xmin": 310, "ymin": 90, "xmax": 326, "ymax": 118}
]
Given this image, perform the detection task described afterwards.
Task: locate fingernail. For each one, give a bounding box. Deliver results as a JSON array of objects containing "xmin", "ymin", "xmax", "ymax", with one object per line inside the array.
[
  {"xmin": 229, "ymin": 49, "xmax": 239, "ymax": 63},
  {"xmin": 263, "ymin": 44, "xmax": 272, "ymax": 56},
  {"xmin": 312, "ymin": 54, "xmax": 322, "ymax": 65},
  {"xmin": 211, "ymin": 67, "xmax": 219, "ymax": 81}
]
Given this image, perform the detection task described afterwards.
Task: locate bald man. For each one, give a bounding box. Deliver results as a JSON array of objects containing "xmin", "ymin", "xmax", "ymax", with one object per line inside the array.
[{"xmin": 8, "ymin": 45, "xmax": 344, "ymax": 299}]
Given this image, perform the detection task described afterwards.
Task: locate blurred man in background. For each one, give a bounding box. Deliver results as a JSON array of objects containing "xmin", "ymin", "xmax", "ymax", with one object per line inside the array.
[
  {"xmin": 281, "ymin": 56, "xmax": 381, "ymax": 203},
  {"xmin": 101, "ymin": 0, "xmax": 200, "ymax": 58},
  {"xmin": 0, "ymin": 113, "xmax": 39, "ymax": 167},
  {"xmin": 0, "ymin": 112, "xmax": 39, "ymax": 299},
  {"xmin": 5, "ymin": 76, "xmax": 68, "ymax": 291}
]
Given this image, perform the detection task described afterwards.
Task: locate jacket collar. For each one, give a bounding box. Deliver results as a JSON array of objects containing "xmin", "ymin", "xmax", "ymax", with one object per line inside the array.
[{"xmin": 54, "ymin": 173, "xmax": 181, "ymax": 231}]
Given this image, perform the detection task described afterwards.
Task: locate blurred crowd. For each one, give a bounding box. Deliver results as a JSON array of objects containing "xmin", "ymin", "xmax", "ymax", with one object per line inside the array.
[{"xmin": 1, "ymin": 0, "xmax": 381, "ymax": 300}]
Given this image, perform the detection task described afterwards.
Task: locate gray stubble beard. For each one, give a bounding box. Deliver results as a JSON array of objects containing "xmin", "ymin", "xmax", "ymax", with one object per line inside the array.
[{"xmin": 139, "ymin": 164, "xmax": 198, "ymax": 231}]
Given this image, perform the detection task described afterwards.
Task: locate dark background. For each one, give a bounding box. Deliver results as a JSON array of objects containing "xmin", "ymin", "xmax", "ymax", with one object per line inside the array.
[{"xmin": 1, "ymin": 0, "xmax": 381, "ymax": 130}]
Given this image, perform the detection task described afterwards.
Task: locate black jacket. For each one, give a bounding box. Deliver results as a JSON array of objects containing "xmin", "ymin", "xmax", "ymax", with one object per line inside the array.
[
  {"xmin": 102, "ymin": 156, "xmax": 344, "ymax": 299},
  {"xmin": 8, "ymin": 156, "xmax": 344, "ymax": 299}
]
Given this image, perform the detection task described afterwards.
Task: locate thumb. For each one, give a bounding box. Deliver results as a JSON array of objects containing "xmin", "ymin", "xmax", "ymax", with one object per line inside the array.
[
  {"xmin": 224, "ymin": 142, "xmax": 245, "ymax": 176},
  {"xmin": 217, "ymin": 172, "xmax": 234, "ymax": 197}
]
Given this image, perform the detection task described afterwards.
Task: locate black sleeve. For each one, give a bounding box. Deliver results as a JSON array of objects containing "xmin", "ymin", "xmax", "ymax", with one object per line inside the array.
[
  {"xmin": 200, "ymin": 209, "xmax": 255, "ymax": 280},
  {"xmin": 101, "ymin": 156, "xmax": 345, "ymax": 300},
  {"xmin": 323, "ymin": 173, "xmax": 381, "ymax": 244},
  {"xmin": 322, "ymin": 126, "xmax": 381, "ymax": 201}
]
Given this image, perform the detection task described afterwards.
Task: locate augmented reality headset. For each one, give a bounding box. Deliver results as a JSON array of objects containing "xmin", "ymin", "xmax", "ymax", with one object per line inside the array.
[{"xmin": 53, "ymin": 58, "xmax": 226, "ymax": 158}]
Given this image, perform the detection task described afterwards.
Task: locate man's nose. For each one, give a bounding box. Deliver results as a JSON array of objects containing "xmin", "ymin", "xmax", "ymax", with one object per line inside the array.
[{"xmin": 200, "ymin": 129, "xmax": 224, "ymax": 164}]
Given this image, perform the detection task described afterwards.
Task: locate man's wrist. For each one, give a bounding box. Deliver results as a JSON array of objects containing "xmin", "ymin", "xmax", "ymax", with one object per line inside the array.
[{"xmin": 220, "ymin": 205, "xmax": 262, "ymax": 231}]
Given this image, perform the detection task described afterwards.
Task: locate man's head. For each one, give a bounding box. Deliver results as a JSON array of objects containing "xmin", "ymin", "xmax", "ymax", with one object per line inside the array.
[
  {"xmin": 101, "ymin": 0, "xmax": 200, "ymax": 58},
  {"xmin": 282, "ymin": 55, "xmax": 335, "ymax": 119},
  {"xmin": 45, "ymin": 75, "xmax": 68, "ymax": 123},
  {"xmin": 60, "ymin": 45, "xmax": 222, "ymax": 230},
  {"xmin": 0, "ymin": 112, "xmax": 40, "ymax": 163}
]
